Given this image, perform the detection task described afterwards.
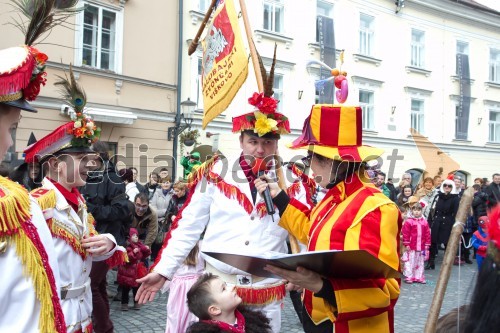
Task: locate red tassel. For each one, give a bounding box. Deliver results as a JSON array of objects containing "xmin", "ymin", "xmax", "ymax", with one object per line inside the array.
[{"xmin": 0, "ymin": 48, "xmax": 34, "ymax": 97}]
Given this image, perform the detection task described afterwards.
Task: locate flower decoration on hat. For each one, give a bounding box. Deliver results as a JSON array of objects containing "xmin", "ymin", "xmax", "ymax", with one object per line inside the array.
[
  {"xmin": 24, "ymin": 66, "xmax": 100, "ymax": 163},
  {"xmin": 306, "ymin": 50, "xmax": 348, "ymax": 104},
  {"xmin": 56, "ymin": 65, "xmax": 101, "ymax": 147},
  {"xmin": 232, "ymin": 44, "xmax": 290, "ymax": 137}
]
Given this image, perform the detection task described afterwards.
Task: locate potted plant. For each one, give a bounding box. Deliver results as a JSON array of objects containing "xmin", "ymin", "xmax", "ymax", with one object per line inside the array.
[{"xmin": 179, "ymin": 129, "xmax": 200, "ymax": 147}]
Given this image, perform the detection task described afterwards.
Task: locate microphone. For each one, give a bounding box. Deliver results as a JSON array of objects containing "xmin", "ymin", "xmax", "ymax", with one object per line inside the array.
[{"xmin": 255, "ymin": 159, "xmax": 275, "ymax": 216}]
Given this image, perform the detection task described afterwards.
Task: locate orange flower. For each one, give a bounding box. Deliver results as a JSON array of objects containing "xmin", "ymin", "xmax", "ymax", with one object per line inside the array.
[{"xmin": 74, "ymin": 127, "xmax": 86, "ymax": 138}]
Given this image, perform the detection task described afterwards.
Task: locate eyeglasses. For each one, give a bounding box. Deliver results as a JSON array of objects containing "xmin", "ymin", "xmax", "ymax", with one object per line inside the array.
[
  {"xmin": 301, "ymin": 154, "xmax": 313, "ymax": 167},
  {"xmin": 443, "ymin": 184, "xmax": 453, "ymax": 188}
]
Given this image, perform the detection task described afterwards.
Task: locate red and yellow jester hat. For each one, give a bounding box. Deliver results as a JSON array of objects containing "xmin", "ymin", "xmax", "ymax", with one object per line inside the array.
[{"xmin": 288, "ymin": 105, "xmax": 383, "ymax": 162}]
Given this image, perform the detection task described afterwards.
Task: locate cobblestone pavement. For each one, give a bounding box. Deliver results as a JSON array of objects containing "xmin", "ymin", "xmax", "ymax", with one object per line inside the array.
[{"xmin": 109, "ymin": 254, "xmax": 477, "ymax": 332}]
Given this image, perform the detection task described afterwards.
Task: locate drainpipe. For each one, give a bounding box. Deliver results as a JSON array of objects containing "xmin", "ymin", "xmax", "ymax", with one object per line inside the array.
[{"xmin": 173, "ymin": 0, "xmax": 184, "ymax": 181}]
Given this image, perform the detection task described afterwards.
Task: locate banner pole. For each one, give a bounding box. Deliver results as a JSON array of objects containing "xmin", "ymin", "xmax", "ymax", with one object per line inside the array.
[
  {"xmin": 187, "ymin": 0, "xmax": 218, "ymax": 56},
  {"xmin": 238, "ymin": 0, "xmax": 264, "ymax": 91}
]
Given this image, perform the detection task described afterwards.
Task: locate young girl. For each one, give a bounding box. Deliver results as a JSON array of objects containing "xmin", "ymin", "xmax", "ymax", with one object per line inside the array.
[
  {"xmin": 402, "ymin": 203, "xmax": 431, "ymax": 284},
  {"xmin": 165, "ymin": 242, "xmax": 205, "ymax": 333},
  {"xmin": 471, "ymin": 216, "xmax": 489, "ymax": 270},
  {"xmin": 118, "ymin": 228, "xmax": 151, "ymax": 310},
  {"xmin": 397, "ymin": 185, "xmax": 413, "ymax": 212}
]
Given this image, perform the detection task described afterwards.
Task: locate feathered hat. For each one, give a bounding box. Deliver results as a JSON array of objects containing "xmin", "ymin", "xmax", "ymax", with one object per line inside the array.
[
  {"xmin": 24, "ymin": 66, "xmax": 100, "ymax": 163},
  {"xmin": 0, "ymin": 0, "xmax": 80, "ymax": 112},
  {"xmin": 232, "ymin": 44, "xmax": 290, "ymax": 139}
]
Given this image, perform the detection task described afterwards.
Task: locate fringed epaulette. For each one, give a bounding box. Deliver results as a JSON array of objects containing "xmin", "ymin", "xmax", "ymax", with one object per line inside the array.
[
  {"xmin": 0, "ymin": 177, "xmax": 66, "ymax": 332},
  {"xmin": 0, "ymin": 176, "xmax": 31, "ymax": 236},
  {"xmin": 105, "ymin": 249, "xmax": 128, "ymax": 268},
  {"xmin": 48, "ymin": 218, "xmax": 87, "ymax": 260},
  {"xmin": 87, "ymin": 213, "xmax": 97, "ymax": 235},
  {"xmin": 30, "ymin": 188, "xmax": 57, "ymax": 212},
  {"xmin": 187, "ymin": 154, "xmax": 220, "ymax": 189},
  {"xmin": 288, "ymin": 163, "xmax": 316, "ymax": 205}
]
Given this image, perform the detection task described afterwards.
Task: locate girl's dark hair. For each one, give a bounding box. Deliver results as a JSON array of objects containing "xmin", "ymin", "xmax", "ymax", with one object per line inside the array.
[{"xmin": 462, "ymin": 255, "xmax": 500, "ymax": 333}]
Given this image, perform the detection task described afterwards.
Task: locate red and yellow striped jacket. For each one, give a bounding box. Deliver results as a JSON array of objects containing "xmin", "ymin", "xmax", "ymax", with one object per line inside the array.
[{"xmin": 280, "ymin": 173, "xmax": 402, "ymax": 333}]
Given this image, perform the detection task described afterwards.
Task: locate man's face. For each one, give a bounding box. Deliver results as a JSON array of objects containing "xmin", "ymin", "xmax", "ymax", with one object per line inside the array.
[
  {"xmin": 209, "ymin": 278, "xmax": 241, "ymax": 314},
  {"xmin": 375, "ymin": 174, "xmax": 385, "ymax": 187},
  {"xmin": 493, "ymin": 175, "xmax": 500, "ymax": 185},
  {"xmin": 239, "ymin": 133, "xmax": 277, "ymax": 160},
  {"xmin": 0, "ymin": 106, "xmax": 21, "ymax": 162},
  {"xmin": 159, "ymin": 170, "xmax": 168, "ymax": 179},
  {"xmin": 454, "ymin": 178, "xmax": 462, "ymax": 189},
  {"xmin": 402, "ymin": 174, "xmax": 411, "ymax": 185},
  {"xmin": 434, "ymin": 177, "xmax": 442, "ymax": 187},
  {"xmin": 131, "ymin": 168, "xmax": 138, "ymax": 182},
  {"xmin": 134, "ymin": 199, "xmax": 148, "ymax": 216}
]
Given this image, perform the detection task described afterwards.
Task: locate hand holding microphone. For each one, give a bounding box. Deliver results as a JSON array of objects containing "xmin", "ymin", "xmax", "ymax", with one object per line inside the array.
[{"xmin": 253, "ymin": 160, "xmax": 282, "ymax": 216}]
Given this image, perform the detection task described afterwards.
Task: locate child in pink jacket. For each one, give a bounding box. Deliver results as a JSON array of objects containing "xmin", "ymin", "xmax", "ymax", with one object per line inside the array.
[{"xmin": 402, "ymin": 203, "xmax": 431, "ymax": 284}]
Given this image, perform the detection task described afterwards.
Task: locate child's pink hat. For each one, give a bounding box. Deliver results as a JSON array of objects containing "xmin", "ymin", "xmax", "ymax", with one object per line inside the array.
[{"xmin": 129, "ymin": 228, "xmax": 138, "ymax": 237}]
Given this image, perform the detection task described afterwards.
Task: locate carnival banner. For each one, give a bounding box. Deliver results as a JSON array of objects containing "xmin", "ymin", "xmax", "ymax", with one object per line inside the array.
[{"xmin": 201, "ymin": 0, "xmax": 248, "ymax": 128}]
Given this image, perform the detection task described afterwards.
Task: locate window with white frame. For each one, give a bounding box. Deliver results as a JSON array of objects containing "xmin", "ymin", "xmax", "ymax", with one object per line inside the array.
[
  {"xmin": 80, "ymin": 3, "xmax": 121, "ymax": 71},
  {"xmin": 316, "ymin": 0, "xmax": 333, "ymax": 42},
  {"xmin": 411, "ymin": 29, "xmax": 425, "ymax": 68},
  {"xmin": 263, "ymin": 0, "xmax": 284, "ymax": 34},
  {"xmin": 456, "ymin": 41, "xmax": 469, "ymax": 75},
  {"xmin": 490, "ymin": 49, "xmax": 500, "ymax": 83},
  {"xmin": 359, "ymin": 90, "xmax": 374, "ymax": 130},
  {"xmin": 489, "ymin": 110, "xmax": 500, "ymax": 142},
  {"xmin": 198, "ymin": 0, "xmax": 211, "ymax": 12},
  {"xmin": 273, "ymin": 74, "xmax": 284, "ymax": 113},
  {"xmin": 359, "ymin": 14, "xmax": 374, "ymax": 56},
  {"xmin": 411, "ymin": 99, "xmax": 424, "ymax": 133}
]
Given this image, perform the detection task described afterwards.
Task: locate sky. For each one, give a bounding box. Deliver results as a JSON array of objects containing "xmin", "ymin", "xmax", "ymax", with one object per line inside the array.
[{"xmin": 474, "ymin": 0, "xmax": 500, "ymax": 12}]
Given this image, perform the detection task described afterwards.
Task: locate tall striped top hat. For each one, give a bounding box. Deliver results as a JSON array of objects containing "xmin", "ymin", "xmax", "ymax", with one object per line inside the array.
[{"xmin": 288, "ymin": 105, "xmax": 383, "ymax": 162}]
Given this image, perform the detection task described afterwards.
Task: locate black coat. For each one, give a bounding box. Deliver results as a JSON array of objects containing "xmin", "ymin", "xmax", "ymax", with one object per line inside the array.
[
  {"xmin": 80, "ymin": 161, "xmax": 130, "ymax": 245},
  {"xmin": 186, "ymin": 307, "xmax": 272, "ymax": 333},
  {"xmin": 429, "ymin": 192, "xmax": 459, "ymax": 245},
  {"xmin": 472, "ymin": 191, "xmax": 488, "ymax": 221},
  {"xmin": 484, "ymin": 182, "xmax": 500, "ymax": 209}
]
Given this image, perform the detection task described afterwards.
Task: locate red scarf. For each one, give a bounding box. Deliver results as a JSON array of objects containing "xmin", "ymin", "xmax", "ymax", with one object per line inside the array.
[
  {"xmin": 48, "ymin": 178, "xmax": 82, "ymax": 212},
  {"xmin": 201, "ymin": 310, "xmax": 245, "ymax": 333}
]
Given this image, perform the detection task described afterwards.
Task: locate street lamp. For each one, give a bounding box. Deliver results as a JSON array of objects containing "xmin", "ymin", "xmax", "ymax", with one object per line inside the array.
[{"xmin": 168, "ymin": 98, "xmax": 196, "ymax": 141}]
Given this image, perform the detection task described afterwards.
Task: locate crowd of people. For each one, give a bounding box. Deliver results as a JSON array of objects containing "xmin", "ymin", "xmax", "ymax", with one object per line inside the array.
[{"xmin": 371, "ymin": 169, "xmax": 500, "ymax": 281}]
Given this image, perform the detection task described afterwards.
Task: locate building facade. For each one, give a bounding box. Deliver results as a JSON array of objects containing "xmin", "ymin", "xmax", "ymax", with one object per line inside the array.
[
  {"xmin": 183, "ymin": 0, "xmax": 500, "ymax": 185},
  {"xmin": 1, "ymin": 0, "xmax": 179, "ymax": 183}
]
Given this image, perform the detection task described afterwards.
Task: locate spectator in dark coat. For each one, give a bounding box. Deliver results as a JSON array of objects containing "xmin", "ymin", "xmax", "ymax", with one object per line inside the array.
[
  {"xmin": 79, "ymin": 141, "xmax": 130, "ymax": 333},
  {"xmin": 9, "ymin": 161, "xmax": 43, "ymax": 191},
  {"xmin": 426, "ymin": 179, "xmax": 460, "ymax": 270},
  {"xmin": 385, "ymin": 178, "xmax": 398, "ymax": 202},
  {"xmin": 472, "ymin": 184, "xmax": 488, "ymax": 223},
  {"xmin": 484, "ymin": 173, "xmax": 500, "ymax": 210}
]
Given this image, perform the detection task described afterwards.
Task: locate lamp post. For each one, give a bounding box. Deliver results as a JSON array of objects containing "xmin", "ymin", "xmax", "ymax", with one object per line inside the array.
[{"xmin": 168, "ymin": 97, "xmax": 196, "ymax": 180}]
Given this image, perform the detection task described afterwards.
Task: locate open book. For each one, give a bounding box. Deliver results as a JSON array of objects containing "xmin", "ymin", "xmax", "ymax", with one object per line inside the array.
[{"xmin": 203, "ymin": 249, "xmax": 400, "ymax": 279}]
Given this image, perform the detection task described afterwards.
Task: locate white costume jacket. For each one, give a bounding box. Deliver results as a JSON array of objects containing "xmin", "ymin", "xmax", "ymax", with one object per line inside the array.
[
  {"xmin": 0, "ymin": 176, "xmax": 65, "ymax": 333},
  {"xmin": 153, "ymin": 156, "xmax": 315, "ymax": 280},
  {"xmin": 37, "ymin": 178, "xmax": 126, "ymax": 333}
]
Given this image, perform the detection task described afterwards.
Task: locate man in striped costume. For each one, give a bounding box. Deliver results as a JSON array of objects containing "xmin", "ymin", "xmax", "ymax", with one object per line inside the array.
[{"xmin": 256, "ymin": 105, "xmax": 402, "ymax": 333}]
